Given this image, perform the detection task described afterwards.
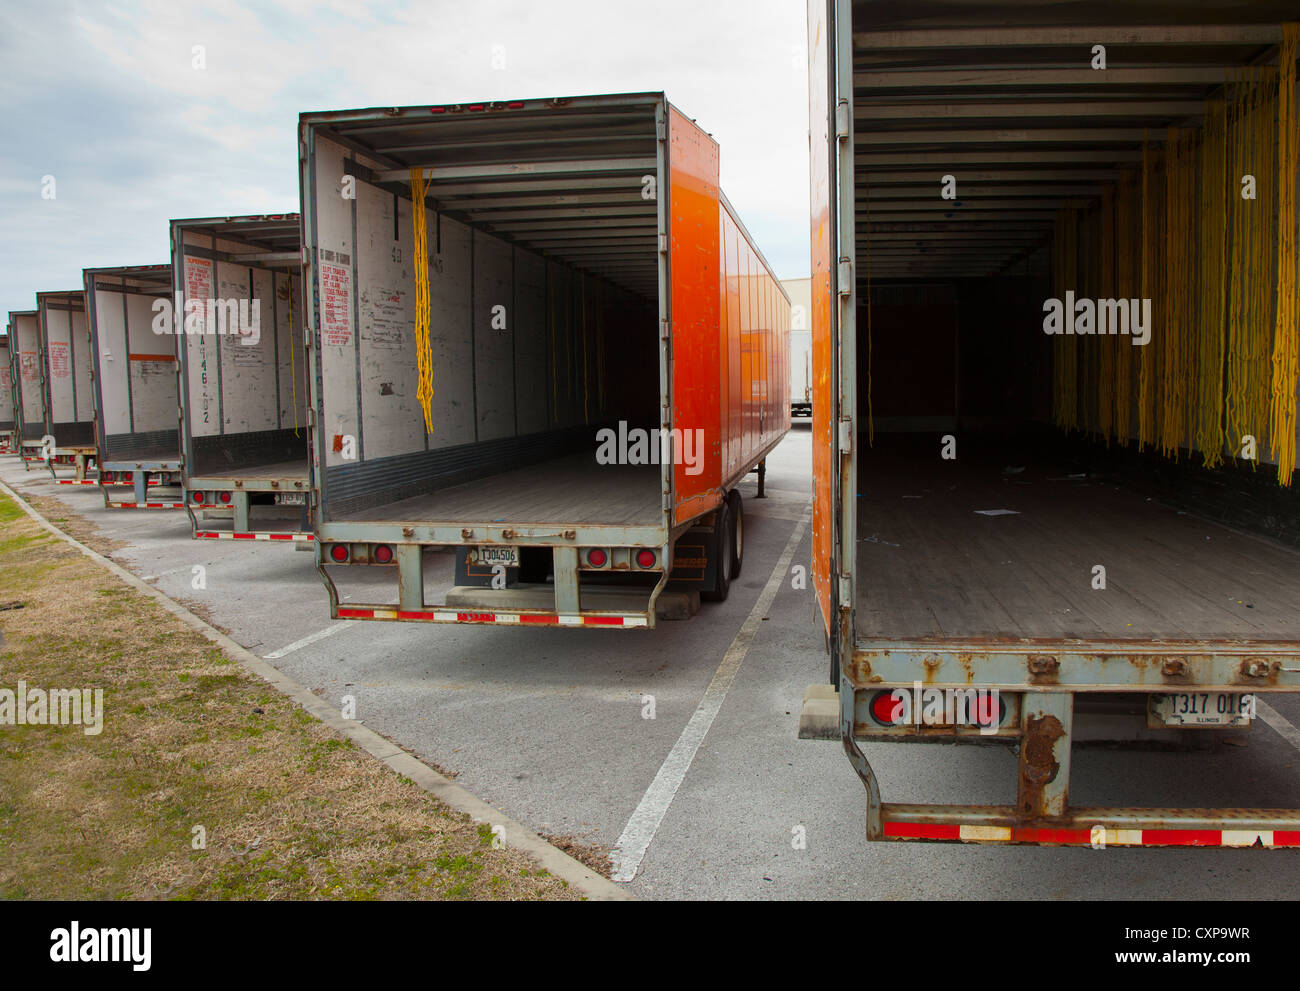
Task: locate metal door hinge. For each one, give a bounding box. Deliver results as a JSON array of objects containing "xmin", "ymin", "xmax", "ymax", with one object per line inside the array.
[
  {"xmin": 838, "ymin": 419, "xmax": 852, "ymax": 453},
  {"xmin": 835, "ymin": 100, "xmax": 851, "ymax": 140},
  {"xmin": 837, "ymin": 258, "xmax": 852, "ymax": 295}
]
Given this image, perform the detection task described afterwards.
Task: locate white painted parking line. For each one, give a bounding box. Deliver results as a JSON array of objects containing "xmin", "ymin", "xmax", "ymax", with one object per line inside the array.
[
  {"xmin": 1256, "ymin": 700, "xmax": 1300, "ymax": 754},
  {"xmin": 263, "ymin": 621, "xmax": 357, "ymax": 659},
  {"xmin": 611, "ymin": 502, "xmax": 812, "ymax": 883}
]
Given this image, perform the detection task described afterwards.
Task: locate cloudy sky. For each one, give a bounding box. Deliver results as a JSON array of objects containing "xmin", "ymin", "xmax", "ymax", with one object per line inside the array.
[{"xmin": 0, "ymin": 0, "xmax": 810, "ymax": 321}]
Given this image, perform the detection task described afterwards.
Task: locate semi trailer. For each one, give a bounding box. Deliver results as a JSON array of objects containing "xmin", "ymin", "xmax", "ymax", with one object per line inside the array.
[
  {"xmin": 35, "ymin": 290, "xmax": 96, "ymax": 481},
  {"xmin": 299, "ymin": 93, "xmax": 789, "ymax": 629},
  {"xmin": 9, "ymin": 310, "xmax": 47, "ymax": 466},
  {"xmin": 0, "ymin": 333, "xmax": 13, "ymax": 453},
  {"xmin": 803, "ymin": 0, "xmax": 1300, "ymax": 847},
  {"xmin": 172, "ymin": 214, "xmax": 312, "ymax": 540},
  {"xmin": 784, "ymin": 277, "xmax": 813, "ymax": 417},
  {"xmin": 84, "ymin": 264, "xmax": 185, "ymax": 508}
]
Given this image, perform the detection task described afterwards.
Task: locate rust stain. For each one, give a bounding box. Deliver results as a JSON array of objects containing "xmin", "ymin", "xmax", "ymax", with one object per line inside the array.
[
  {"xmin": 1027, "ymin": 654, "xmax": 1059, "ymax": 684},
  {"xmin": 957, "ymin": 653, "xmax": 974, "ymax": 683},
  {"xmin": 1018, "ymin": 714, "xmax": 1066, "ymax": 818}
]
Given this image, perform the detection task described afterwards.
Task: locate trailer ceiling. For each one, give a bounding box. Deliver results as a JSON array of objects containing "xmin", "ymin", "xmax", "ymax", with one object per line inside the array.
[
  {"xmin": 84, "ymin": 264, "xmax": 172, "ymax": 294},
  {"xmin": 172, "ymin": 216, "xmax": 302, "ymax": 270},
  {"xmin": 307, "ymin": 97, "xmax": 662, "ymax": 299},
  {"xmin": 853, "ymin": 1, "xmax": 1296, "ymax": 281}
]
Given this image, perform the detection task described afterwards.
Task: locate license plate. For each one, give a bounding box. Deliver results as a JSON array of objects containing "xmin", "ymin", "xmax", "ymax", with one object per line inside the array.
[
  {"xmin": 472, "ymin": 545, "xmax": 519, "ymax": 568},
  {"xmin": 1148, "ymin": 692, "xmax": 1254, "ymax": 728},
  {"xmin": 276, "ymin": 492, "xmax": 306, "ymax": 505}
]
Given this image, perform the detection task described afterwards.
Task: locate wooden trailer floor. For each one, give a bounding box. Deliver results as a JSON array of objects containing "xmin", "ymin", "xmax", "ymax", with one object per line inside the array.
[
  {"xmin": 856, "ymin": 445, "xmax": 1300, "ymax": 641},
  {"xmin": 190, "ymin": 458, "xmax": 308, "ymax": 483},
  {"xmin": 354, "ymin": 453, "xmax": 662, "ymax": 526}
]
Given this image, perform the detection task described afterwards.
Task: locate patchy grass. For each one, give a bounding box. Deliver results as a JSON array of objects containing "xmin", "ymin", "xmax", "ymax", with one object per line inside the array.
[{"xmin": 0, "ymin": 490, "xmax": 579, "ymax": 901}]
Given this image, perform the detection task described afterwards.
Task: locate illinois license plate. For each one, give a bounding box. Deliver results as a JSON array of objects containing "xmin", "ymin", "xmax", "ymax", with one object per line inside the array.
[
  {"xmin": 1148, "ymin": 692, "xmax": 1254, "ymax": 728},
  {"xmin": 473, "ymin": 545, "xmax": 519, "ymax": 568},
  {"xmin": 276, "ymin": 491, "xmax": 306, "ymax": 505}
]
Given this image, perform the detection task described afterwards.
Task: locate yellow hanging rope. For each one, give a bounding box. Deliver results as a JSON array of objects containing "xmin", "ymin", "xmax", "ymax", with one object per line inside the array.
[
  {"xmin": 1096, "ymin": 189, "xmax": 1116, "ymax": 442},
  {"xmin": 1114, "ymin": 173, "xmax": 1138, "ymax": 444},
  {"xmin": 1195, "ymin": 101, "xmax": 1229, "ymax": 467},
  {"xmin": 410, "ymin": 167, "xmax": 435, "ymax": 435},
  {"xmin": 1138, "ymin": 134, "xmax": 1159, "ymax": 450},
  {"xmin": 1227, "ymin": 67, "xmax": 1279, "ymax": 469},
  {"xmin": 1268, "ymin": 24, "xmax": 1300, "ymax": 485}
]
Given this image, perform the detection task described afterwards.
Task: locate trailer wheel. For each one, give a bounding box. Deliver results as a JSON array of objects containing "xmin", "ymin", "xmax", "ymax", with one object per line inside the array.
[
  {"xmin": 701, "ymin": 503, "xmax": 732, "ymax": 603},
  {"xmin": 726, "ymin": 489, "xmax": 743, "ymax": 579}
]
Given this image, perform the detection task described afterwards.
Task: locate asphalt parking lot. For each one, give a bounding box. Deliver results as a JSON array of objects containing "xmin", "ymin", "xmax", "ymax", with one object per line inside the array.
[{"xmin": 5, "ymin": 424, "xmax": 1300, "ymax": 900}]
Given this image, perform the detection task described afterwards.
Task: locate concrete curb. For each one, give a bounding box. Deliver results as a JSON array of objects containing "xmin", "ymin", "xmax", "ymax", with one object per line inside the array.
[{"xmin": 0, "ymin": 477, "xmax": 634, "ymax": 902}]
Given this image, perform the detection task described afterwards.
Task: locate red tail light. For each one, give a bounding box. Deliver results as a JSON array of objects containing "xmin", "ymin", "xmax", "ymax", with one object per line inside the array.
[
  {"xmin": 374, "ymin": 544, "xmax": 393, "ymax": 564},
  {"xmin": 191, "ymin": 491, "xmax": 204, "ymax": 504},
  {"xmin": 329, "ymin": 544, "xmax": 349, "ymax": 563},
  {"xmin": 219, "ymin": 491, "xmax": 232, "ymax": 504},
  {"xmin": 587, "ymin": 549, "xmax": 607, "ymax": 567},
  {"xmin": 636, "ymin": 549, "xmax": 656, "ymax": 569},
  {"xmin": 870, "ymin": 691, "xmax": 907, "ymax": 726}
]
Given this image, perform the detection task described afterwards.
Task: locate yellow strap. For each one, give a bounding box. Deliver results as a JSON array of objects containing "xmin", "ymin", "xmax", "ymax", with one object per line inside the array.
[
  {"xmin": 410, "ymin": 167, "xmax": 435, "ymax": 435},
  {"xmin": 1268, "ymin": 24, "xmax": 1299, "ymax": 484}
]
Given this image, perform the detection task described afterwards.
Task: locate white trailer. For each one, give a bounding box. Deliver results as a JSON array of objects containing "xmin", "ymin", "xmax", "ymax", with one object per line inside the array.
[
  {"xmin": 0, "ymin": 332, "xmax": 14, "ymax": 453},
  {"xmin": 36, "ymin": 290, "xmax": 96, "ymax": 480},
  {"xmin": 172, "ymin": 214, "xmax": 311, "ymax": 540},
  {"xmin": 782, "ymin": 277, "xmax": 812, "ymax": 417},
  {"xmin": 9, "ymin": 310, "xmax": 47, "ymax": 466},
  {"xmin": 84, "ymin": 264, "xmax": 185, "ymax": 507}
]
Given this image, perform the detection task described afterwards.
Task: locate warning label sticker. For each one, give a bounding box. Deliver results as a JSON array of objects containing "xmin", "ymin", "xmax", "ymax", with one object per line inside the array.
[
  {"xmin": 321, "ymin": 263, "xmax": 352, "ymax": 348},
  {"xmin": 49, "ymin": 341, "xmax": 70, "ymax": 379}
]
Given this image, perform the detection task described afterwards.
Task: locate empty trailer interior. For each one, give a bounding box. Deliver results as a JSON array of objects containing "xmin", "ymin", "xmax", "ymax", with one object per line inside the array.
[
  {"xmin": 85, "ymin": 263, "xmax": 182, "ymax": 503},
  {"xmin": 302, "ymin": 97, "xmax": 663, "ymax": 528},
  {"xmin": 843, "ymin": 5, "xmax": 1300, "ymax": 649},
  {"xmin": 36, "ymin": 290, "xmax": 94, "ymax": 450},
  {"xmin": 172, "ymin": 214, "xmax": 309, "ymax": 533}
]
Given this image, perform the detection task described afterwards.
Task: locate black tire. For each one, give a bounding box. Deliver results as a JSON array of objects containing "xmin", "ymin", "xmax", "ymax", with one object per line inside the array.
[
  {"xmin": 701, "ymin": 503, "xmax": 732, "ymax": 603},
  {"xmin": 726, "ymin": 489, "xmax": 743, "ymax": 579}
]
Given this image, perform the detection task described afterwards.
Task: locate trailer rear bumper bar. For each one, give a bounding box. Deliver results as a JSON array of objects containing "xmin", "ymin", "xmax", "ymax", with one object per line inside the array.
[
  {"xmin": 336, "ymin": 605, "xmax": 650, "ymax": 628},
  {"xmin": 196, "ymin": 530, "xmax": 314, "ymax": 542},
  {"xmin": 879, "ymin": 805, "xmax": 1300, "ymax": 847}
]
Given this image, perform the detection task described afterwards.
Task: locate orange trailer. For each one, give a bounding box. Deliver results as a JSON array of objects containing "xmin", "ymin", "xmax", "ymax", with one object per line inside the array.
[{"xmin": 299, "ymin": 93, "xmax": 789, "ymax": 628}]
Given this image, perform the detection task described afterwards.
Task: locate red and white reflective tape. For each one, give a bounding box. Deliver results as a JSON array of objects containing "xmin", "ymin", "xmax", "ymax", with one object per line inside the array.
[
  {"xmin": 883, "ymin": 822, "xmax": 1300, "ymax": 847},
  {"xmin": 337, "ymin": 606, "xmax": 648, "ymax": 628},
  {"xmin": 107, "ymin": 501, "xmax": 186, "ymax": 510},
  {"xmin": 195, "ymin": 530, "xmax": 314, "ymax": 541},
  {"xmin": 55, "ymin": 479, "xmax": 99, "ymax": 485}
]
